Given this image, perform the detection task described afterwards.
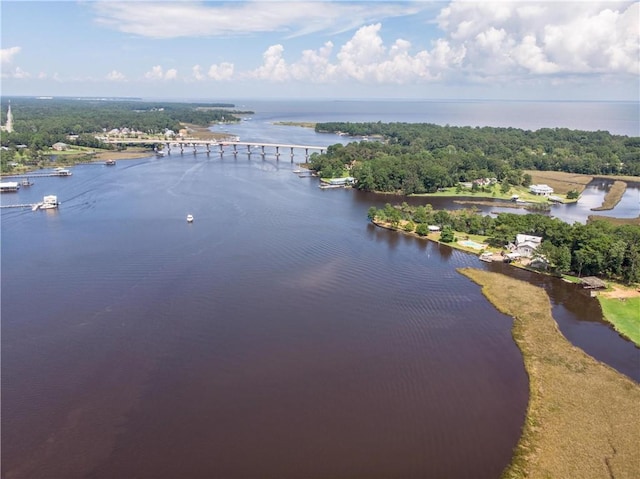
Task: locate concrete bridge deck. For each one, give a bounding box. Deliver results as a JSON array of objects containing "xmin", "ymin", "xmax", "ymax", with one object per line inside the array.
[{"xmin": 105, "ymin": 139, "xmax": 327, "ymax": 160}]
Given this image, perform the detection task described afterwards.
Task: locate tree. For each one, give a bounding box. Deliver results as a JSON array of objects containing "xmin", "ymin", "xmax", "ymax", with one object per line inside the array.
[
  {"xmin": 415, "ymin": 223, "xmax": 429, "ymax": 236},
  {"xmin": 440, "ymin": 227, "xmax": 455, "ymax": 243},
  {"xmin": 367, "ymin": 206, "xmax": 378, "ymax": 221}
]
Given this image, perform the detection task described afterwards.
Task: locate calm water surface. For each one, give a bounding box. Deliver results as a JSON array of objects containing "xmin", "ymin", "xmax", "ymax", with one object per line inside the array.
[{"xmin": 2, "ymin": 101, "xmax": 638, "ymax": 479}]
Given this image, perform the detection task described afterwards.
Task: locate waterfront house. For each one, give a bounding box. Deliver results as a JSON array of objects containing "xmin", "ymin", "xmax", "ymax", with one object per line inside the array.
[
  {"xmin": 428, "ymin": 225, "xmax": 441, "ymax": 232},
  {"xmin": 529, "ymin": 184, "xmax": 554, "ymax": 196},
  {"xmin": 511, "ymin": 234, "xmax": 543, "ymax": 258}
]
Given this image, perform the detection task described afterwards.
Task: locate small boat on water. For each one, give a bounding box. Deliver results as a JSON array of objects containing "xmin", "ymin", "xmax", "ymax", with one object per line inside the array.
[
  {"xmin": 21, "ymin": 178, "xmax": 34, "ymax": 186},
  {"xmin": 33, "ymin": 195, "xmax": 59, "ymax": 210},
  {"xmin": 186, "ymin": 214, "xmax": 194, "ymax": 223},
  {"xmin": 105, "ymin": 159, "xmax": 116, "ymax": 166}
]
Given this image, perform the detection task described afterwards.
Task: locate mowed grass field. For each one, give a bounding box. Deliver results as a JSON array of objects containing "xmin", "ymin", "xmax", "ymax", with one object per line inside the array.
[
  {"xmin": 597, "ymin": 296, "xmax": 640, "ymax": 345},
  {"xmin": 459, "ymin": 268, "xmax": 640, "ymax": 479}
]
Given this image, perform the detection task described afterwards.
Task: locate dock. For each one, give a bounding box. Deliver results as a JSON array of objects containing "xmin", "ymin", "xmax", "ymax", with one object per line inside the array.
[
  {"xmin": 4, "ymin": 172, "xmax": 72, "ymax": 179},
  {"xmin": 0, "ymin": 203, "xmax": 36, "ymax": 209}
]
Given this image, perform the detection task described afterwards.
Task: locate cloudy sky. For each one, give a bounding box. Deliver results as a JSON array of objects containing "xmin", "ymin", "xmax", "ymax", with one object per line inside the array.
[{"xmin": 1, "ymin": 1, "xmax": 638, "ymax": 100}]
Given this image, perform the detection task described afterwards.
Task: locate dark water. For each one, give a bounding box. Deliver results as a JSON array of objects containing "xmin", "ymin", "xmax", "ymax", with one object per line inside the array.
[{"xmin": 2, "ymin": 101, "xmax": 638, "ymax": 478}]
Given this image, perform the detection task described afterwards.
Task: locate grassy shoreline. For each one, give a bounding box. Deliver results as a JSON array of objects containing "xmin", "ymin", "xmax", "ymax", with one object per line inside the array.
[
  {"xmin": 459, "ymin": 268, "xmax": 640, "ymax": 479},
  {"xmin": 591, "ymin": 180, "xmax": 627, "ymax": 211},
  {"xmin": 1, "ymin": 147, "xmax": 156, "ymax": 176},
  {"xmin": 597, "ymin": 295, "xmax": 640, "ymax": 345}
]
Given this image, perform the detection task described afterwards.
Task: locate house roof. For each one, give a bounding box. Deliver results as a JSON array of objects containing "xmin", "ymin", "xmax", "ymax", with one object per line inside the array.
[
  {"xmin": 581, "ymin": 277, "xmax": 607, "ymax": 289},
  {"xmin": 516, "ymin": 234, "xmax": 542, "ymax": 245}
]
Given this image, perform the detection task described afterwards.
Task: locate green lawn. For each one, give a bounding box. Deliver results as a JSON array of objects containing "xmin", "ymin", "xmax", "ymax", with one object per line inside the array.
[
  {"xmin": 413, "ymin": 185, "xmax": 575, "ymax": 204},
  {"xmin": 597, "ymin": 296, "xmax": 640, "ymax": 346}
]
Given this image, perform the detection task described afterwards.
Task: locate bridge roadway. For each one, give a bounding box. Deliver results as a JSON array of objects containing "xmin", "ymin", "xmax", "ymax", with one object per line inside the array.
[{"xmin": 104, "ymin": 139, "xmax": 326, "ymax": 160}]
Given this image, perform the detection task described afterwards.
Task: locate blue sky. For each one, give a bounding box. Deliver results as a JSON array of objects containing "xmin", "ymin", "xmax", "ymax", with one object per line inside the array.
[{"xmin": 1, "ymin": 1, "xmax": 638, "ymax": 100}]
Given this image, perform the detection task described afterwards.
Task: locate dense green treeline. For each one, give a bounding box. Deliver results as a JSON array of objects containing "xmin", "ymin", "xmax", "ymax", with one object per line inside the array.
[
  {"xmin": 369, "ymin": 204, "xmax": 640, "ymax": 284},
  {"xmin": 311, "ymin": 122, "xmax": 640, "ymax": 193},
  {"xmin": 0, "ymin": 97, "xmax": 244, "ymax": 150}
]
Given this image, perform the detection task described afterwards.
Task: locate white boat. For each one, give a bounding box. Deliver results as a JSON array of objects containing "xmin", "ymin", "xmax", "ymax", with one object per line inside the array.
[
  {"xmin": 53, "ymin": 167, "xmax": 72, "ymax": 176},
  {"xmin": 186, "ymin": 214, "xmax": 194, "ymax": 223},
  {"xmin": 37, "ymin": 195, "xmax": 59, "ymax": 210}
]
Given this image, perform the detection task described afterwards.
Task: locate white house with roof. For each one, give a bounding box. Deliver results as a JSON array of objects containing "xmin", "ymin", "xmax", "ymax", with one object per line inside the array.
[
  {"xmin": 511, "ymin": 234, "xmax": 543, "ymax": 258},
  {"xmin": 529, "ymin": 184, "xmax": 554, "ymax": 196}
]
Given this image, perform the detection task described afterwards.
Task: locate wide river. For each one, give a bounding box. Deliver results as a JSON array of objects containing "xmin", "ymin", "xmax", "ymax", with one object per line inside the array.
[{"xmin": 2, "ymin": 100, "xmax": 639, "ymax": 478}]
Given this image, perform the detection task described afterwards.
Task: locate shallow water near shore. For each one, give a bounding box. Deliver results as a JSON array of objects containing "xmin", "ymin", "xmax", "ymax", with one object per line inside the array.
[{"xmin": 2, "ymin": 100, "xmax": 638, "ymax": 478}]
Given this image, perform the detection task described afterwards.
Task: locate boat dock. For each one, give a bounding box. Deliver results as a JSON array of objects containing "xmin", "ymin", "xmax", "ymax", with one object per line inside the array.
[
  {"xmin": 1, "ymin": 195, "xmax": 59, "ymax": 211},
  {"xmin": 0, "ymin": 203, "xmax": 36, "ymax": 209},
  {"xmin": 4, "ymin": 171, "xmax": 72, "ymax": 179}
]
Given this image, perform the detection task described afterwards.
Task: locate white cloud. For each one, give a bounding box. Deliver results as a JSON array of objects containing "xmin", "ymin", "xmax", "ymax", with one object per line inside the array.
[
  {"xmin": 250, "ymin": 24, "xmax": 466, "ymax": 85},
  {"xmin": 436, "ymin": 1, "xmax": 639, "ymax": 76},
  {"xmin": 250, "ymin": 45, "xmax": 290, "ymax": 81},
  {"xmin": 106, "ymin": 70, "xmax": 126, "ymax": 81},
  {"xmin": 1, "ymin": 46, "xmax": 21, "ymax": 64},
  {"xmin": 145, "ymin": 65, "xmax": 164, "ymax": 80},
  {"xmin": 144, "ymin": 65, "xmax": 177, "ymax": 80},
  {"xmin": 192, "ymin": 65, "xmax": 205, "ymax": 81},
  {"xmin": 91, "ymin": 1, "xmax": 421, "ymax": 39},
  {"xmin": 208, "ymin": 62, "xmax": 234, "ymax": 81},
  {"xmin": 290, "ymin": 42, "xmax": 336, "ymax": 82}
]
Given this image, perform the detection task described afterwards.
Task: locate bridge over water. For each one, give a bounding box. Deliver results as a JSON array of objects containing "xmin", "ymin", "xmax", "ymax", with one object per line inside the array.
[{"xmin": 104, "ymin": 139, "xmax": 327, "ymax": 161}]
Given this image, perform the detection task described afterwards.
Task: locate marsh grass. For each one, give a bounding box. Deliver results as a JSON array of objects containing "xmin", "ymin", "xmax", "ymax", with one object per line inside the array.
[
  {"xmin": 524, "ymin": 170, "xmax": 593, "ymax": 194},
  {"xmin": 587, "ymin": 215, "xmax": 640, "ymax": 226},
  {"xmin": 458, "ymin": 268, "xmax": 640, "ymax": 479},
  {"xmin": 591, "ymin": 180, "xmax": 628, "ymax": 211}
]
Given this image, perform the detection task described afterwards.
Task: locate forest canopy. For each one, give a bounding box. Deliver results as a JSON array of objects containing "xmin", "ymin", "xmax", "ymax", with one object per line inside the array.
[
  {"xmin": 0, "ymin": 97, "xmax": 248, "ymax": 151},
  {"xmin": 310, "ymin": 122, "xmax": 640, "ymax": 194}
]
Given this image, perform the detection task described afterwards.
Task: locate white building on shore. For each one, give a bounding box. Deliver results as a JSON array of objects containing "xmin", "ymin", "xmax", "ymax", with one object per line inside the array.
[{"xmin": 529, "ymin": 184, "xmax": 554, "ymax": 196}]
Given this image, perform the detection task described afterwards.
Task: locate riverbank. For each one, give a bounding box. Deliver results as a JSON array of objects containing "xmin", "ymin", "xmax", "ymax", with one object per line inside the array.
[
  {"xmin": 372, "ymin": 217, "xmax": 640, "ymax": 344},
  {"xmin": 1, "ymin": 147, "xmax": 155, "ymax": 176},
  {"xmin": 597, "ymin": 290, "xmax": 640, "ymax": 346},
  {"xmin": 459, "ymin": 268, "xmax": 640, "ymax": 479}
]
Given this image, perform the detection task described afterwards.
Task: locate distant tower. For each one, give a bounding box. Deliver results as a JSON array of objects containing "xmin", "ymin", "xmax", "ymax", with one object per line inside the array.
[{"xmin": 5, "ymin": 100, "xmax": 14, "ymax": 133}]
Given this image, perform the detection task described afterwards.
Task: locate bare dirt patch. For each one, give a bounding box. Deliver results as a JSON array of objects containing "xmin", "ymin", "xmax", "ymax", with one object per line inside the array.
[{"xmin": 601, "ymin": 284, "xmax": 640, "ymax": 299}]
